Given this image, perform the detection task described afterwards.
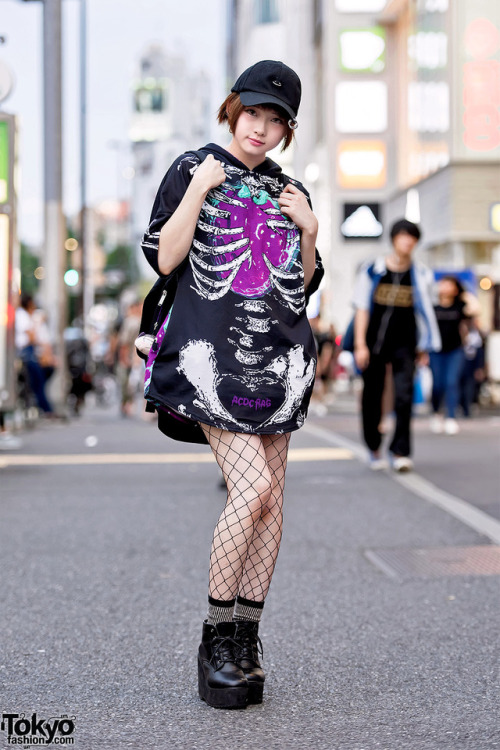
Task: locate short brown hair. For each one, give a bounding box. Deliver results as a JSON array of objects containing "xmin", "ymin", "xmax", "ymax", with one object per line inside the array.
[{"xmin": 217, "ymin": 92, "xmax": 295, "ymax": 152}]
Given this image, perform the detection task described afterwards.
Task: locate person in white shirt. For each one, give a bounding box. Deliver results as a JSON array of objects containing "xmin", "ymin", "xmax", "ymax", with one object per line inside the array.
[{"xmin": 15, "ymin": 294, "xmax": 54, "ymax": 414}]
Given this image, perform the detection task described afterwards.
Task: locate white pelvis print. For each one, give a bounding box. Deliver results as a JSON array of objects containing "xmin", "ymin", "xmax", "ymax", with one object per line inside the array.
[
  {"xmin": 177, "ymin": 340, "xmax": 246, "ymax": 428},
  {"xmin": 177, "ymin": 336, "xmax": 315, "ymax": 430}
]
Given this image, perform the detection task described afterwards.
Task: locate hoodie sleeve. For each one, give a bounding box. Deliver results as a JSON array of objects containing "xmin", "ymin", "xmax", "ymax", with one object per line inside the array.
[{"xmin": 140, "ymin": 153, "xmax": 201, "ymax": 276}]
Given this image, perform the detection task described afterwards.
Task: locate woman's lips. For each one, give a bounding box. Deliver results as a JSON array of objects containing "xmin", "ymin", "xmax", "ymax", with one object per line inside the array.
[{"xmin": 248, "ymin": 137, "xmax": 264, "ymax": 146}]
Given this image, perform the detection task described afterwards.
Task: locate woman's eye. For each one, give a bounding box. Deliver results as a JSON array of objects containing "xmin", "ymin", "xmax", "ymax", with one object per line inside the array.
[{"xmin": 246, "ymin": 108, "xmax": 256, "ymax": 116}]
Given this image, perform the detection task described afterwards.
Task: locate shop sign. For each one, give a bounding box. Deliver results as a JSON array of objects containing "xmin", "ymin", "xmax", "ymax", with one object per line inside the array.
[
  {"xmin": 341, "ymin": 203, "xmax": 383, "ymax": 239},
  {"xmin": 491, "ymin": 203, "xmax": 500, "ymax": 233},
  {"xmin": 337, "ymin": 141, "xmax": 386, "ymax": 189}
]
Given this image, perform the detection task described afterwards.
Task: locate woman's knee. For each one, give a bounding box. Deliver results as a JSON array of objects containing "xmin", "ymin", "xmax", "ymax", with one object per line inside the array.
[
  {"xmin": 253, "ymin": 468, "xmax": 273, "ymax": 507},
  {"xmin": 227, "ymin": 468, "xmax": 273, "ymax": 518},
  {"xmin": 262, "ymin": 481, "xmax": 283, "ymax": 516}
]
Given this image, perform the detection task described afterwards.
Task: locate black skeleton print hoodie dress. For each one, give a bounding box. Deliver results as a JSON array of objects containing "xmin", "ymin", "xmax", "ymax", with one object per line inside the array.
[{"xmin": 141, "ymin": 143, "xmax": 324, "ymax": 444}]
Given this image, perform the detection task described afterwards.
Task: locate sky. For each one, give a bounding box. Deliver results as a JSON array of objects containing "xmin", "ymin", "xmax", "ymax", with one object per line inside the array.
[{"xmin": 0, "ymin": 0, "xmax": 228, "ymax": 246}]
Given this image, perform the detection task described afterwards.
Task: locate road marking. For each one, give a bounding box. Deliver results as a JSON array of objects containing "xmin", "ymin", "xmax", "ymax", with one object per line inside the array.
[
  {"xmin": 0, "ymin": 445, "xmax": 353, "ymax": 468},
  {"xmin": 393, "ymin": 473, "xmax": 500, "ymax": 545},
  {"xmin": 304, "ymin": 422, "xmax": 500, "ymax": 546},
  {"xmin": 304, "ymin": 423, "xmax": 366, "ymax": 459}
]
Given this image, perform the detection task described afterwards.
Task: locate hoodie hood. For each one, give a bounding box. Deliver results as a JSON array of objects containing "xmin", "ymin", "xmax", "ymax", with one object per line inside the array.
[{"xmin": 198, "ymin": 142, "xmax": 284, "ymax": 179}]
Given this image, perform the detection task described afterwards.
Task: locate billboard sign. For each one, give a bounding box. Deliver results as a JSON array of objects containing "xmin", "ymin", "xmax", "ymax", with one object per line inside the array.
[
  {"xmin": 456, "ymin": 6, "xmax": 500, "ymax": 159},
  {"xmin": 0, "ymin": 114, "xmax": 17, "ymax": 411},
  {"xmin": 0, "ymin": 120, "xmax": 9, "ymax": 203}
]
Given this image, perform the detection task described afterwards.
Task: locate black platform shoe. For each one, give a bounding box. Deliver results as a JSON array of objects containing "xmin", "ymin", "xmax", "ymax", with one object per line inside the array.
[
  {"xmin": 234, "ymin": 621, "xmax": 265, "ymax": 704},
  {"xmin": 198, "ymin": 621, "xmax": 248, "ymax": 709}
]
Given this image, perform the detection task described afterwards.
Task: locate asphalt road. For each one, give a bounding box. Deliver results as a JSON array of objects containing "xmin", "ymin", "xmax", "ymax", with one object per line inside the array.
[{"xmin": 1, "ymin": 401, "xmax": 498, "ymax": 750}]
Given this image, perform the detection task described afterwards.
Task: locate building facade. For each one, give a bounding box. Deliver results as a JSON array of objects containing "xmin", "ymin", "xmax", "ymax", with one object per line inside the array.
[
  {"xmin": 129, "ymin": 45, "xmax": 211, "ymax": 280},
  {"xmin": 230, "ymin": 0, "xmax": 500, "ymax": 360}
]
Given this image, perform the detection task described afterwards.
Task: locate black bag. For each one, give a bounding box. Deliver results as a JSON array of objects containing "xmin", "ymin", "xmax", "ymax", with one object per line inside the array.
[{"xmin": 135, "ymin": 259, "xmax": 187, "ymax": 361}]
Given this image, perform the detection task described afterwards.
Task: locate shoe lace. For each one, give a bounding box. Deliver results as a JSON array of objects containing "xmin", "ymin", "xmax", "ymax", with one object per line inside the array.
[
  {"xmin": 235, "ymin": 623, "xmax": 263, "ymax": 662},
  {"xmin": 210, "ymin": 635, "xmax": 241, "ymax": 671}
]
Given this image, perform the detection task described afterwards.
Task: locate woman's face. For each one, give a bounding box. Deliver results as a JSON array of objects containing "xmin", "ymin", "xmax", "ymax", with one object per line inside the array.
[
  {"xmin": 439, "ymin": 279, "xmax": 459, "ymax": 299},
  {"xmin": 232, "ymin": 105, "xmax": 287, "ymax": 165}
]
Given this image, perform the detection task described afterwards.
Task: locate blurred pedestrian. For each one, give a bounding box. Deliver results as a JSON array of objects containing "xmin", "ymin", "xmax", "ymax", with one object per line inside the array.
[
  {"xmin": 65, "ymin": 326, "xmax": 93, "ymax": 416},
  {"xmin": 429, "ymin": 276, "xmax": 480, "ymax": 434},
  {"xmin": 117, "ymin": 299, "xmax": 142, "ymax": 417},
  {"xmin": 460, "ymin": 320, "xmax": 486, "ymax": 417},
  {"xmin": 15, "ymin": 293, "xmax": 54, "ymax": 416},
  {"xmin": 33, "ymin": 308, "xmax": 57, "ymax": 389},
  {"xmin": 309, "ymin": 313, "xmax": 337, "ymax": 413},
  {"xmin": 353, "ymin": 219, "xmax": 440, "ymax": 472},
  {"xmin": 140, "ymin": 60, "xmax": 323, "ymax": 709}
]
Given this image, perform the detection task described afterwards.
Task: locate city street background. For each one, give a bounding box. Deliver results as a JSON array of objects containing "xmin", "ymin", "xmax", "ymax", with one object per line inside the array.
[{"xmin": 1, "ymin": 0, "xmax": 500, "ymax": 748}]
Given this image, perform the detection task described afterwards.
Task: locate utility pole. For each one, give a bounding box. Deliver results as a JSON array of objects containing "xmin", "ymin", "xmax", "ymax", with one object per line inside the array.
[
  {"xmin": 42, "ymin": 0, "xmax": 66, "ymax": 407},
  {"xmin": 80, "ymin": 0, "xmax": 92, "ymax": 324}
]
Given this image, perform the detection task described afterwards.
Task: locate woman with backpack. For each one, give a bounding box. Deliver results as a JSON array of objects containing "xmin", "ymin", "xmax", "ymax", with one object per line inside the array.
[{"xmin": 139, "ymin": 60, "xmax": 323, "ymax": 709}]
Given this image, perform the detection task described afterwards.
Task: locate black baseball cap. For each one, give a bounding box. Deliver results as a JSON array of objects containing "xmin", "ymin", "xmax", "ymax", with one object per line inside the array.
[{"xmin": 231, "ymin": 60, "xmax": 302, "ymax": 124}]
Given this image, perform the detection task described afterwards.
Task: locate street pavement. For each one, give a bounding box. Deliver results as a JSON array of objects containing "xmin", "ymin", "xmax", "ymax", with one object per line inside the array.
[{"xmin": 1, "ymin": 394, "xmax": 499, "ymax": 750}]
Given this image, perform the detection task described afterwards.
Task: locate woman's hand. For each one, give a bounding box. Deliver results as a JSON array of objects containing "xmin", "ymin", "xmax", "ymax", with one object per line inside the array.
[
  {"xmin": 354, "ymin": 344, "xmax": 370, "ymax": 371},
  {"xmin": 462, "ymin": 290, "xmax": 481, "ymax": 317},
  {"xmin": 158, "ymin": 155, "xmax": 226, "ymax": 275},
  {"xmin": 278, "ymin": 184, "xmax": 318, "ymax": 235},
  {"xmin": 416, "ymin": 350, "xmax": 429, "ymax": 367},
  {"xmin": 191, "ymin": 154, "xmax": 226, "ymax": 194}
]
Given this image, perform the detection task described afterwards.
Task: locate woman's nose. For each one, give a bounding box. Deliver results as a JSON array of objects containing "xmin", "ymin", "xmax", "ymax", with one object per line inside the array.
[{"xmin": 254, "ymin": 120, "xmax": 266, "ymax": 135}]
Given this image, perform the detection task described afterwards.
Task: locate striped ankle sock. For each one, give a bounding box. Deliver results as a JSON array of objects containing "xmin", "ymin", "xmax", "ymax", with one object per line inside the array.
[
  {"xmin": 233, "ymin": 595, "xmax": 264, "ymax": 623},
  {"xmin": 207, "ymin": 596, "xmax": 235, "ymax": 627}
]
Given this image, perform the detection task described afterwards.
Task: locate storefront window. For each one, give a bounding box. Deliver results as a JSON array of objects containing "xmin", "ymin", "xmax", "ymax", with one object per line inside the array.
[{"xmin": 133, "ymin": 83, "xmax": 167, "ymax": 113}]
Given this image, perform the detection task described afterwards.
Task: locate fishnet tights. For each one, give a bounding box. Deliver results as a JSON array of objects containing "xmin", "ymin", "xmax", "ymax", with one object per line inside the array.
[{"xmin": 200, "ymin": 424, "xmax": 291, "ymax": 603}]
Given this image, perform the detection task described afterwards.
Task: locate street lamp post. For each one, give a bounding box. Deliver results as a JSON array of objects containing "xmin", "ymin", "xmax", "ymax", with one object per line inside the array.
[
  {"xmin": 79, "ymin": 0, "xmax": 92, "ymax": 325},
  {"xmin": 42, "ymin": 0, "xmax": 67, "ymax": 409}
]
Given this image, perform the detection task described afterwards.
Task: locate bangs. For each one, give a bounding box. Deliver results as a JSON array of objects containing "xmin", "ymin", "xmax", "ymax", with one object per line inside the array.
[{"xmin": 217, "ymin": 93, "xmax": 295, "ymax": 152}]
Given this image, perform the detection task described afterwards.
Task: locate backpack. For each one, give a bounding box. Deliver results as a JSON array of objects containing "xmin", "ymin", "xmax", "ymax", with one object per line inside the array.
[{"xmin": 135, "ymin": 149, "xmax": 210, "ymax": 361}]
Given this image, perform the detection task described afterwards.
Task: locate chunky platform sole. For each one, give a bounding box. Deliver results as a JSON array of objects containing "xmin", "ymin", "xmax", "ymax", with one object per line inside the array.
[
  {"xmin": 197, "ymin": 657, "xmax": 248, "ymax": 709},
  {"xmin": 247, "ymin": 681, "xmax": 264, "ymax": 704}
]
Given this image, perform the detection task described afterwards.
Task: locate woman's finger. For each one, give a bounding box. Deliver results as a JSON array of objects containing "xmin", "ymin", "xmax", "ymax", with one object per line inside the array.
[{"xmin": 282, "ymin": 183, "xmax": 300, "ymax": 194}]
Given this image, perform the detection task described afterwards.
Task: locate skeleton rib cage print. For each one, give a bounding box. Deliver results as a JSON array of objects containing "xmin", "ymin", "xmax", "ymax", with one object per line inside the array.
[{"xmin": 141, "ymin": 143, "xmax": 324, "ymax": 444}]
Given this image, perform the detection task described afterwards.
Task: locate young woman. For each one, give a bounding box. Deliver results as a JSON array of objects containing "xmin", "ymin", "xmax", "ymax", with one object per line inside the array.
[
  {"xmin": 429, "ymin": 276, "xmax": 478, "ymax": 435},
  {"xmin": 140, "ymin": 60, "xmax": 323, "ymax": 709}
]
